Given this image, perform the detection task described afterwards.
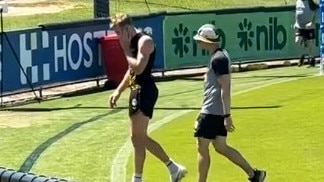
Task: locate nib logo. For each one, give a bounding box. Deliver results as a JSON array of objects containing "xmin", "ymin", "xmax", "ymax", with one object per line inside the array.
[
  {"xmin": 237, "ymin": 17, "xmax": 287, "ymax": 51},
  {"xmin": 237, "ymin": 18, "xmax": 254, "ymax": 51},
  {"xmin": 172, "ymin": 23, "xmax": 190, "ymax": 58}
]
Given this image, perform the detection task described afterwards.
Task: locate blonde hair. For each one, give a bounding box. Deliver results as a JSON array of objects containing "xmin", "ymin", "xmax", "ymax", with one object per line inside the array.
[{"xmin": 110, "ymin": 13, "xmax": 132, "ymax": 29}]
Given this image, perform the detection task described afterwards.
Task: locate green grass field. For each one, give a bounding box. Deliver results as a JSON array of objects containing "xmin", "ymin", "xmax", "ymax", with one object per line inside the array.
[
  {"xmin": 0, "ymin": 66, "xmax": 323, "ymax": 182},
  {"xmin": 4, "ymin": 0, "xmax": 296, "ymax": 30},
  {"xmin": 2, "ymin": 0, "xmax": 322, "ymax": 181}
]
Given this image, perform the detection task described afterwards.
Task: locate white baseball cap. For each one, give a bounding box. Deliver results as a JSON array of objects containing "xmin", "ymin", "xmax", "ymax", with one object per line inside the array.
[{"xmin": 193, "ymin": 24, "xmax": 219, "ymax": 44}]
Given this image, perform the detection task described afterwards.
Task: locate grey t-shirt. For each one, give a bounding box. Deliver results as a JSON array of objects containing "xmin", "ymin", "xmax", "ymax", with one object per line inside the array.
[
  {"xmin": 201, "ymin": 48, "xmax": 230, "ymax": 115},
  {"xmin": 295, "ymin": 0, "xmax": 317, "ymax": 29}
]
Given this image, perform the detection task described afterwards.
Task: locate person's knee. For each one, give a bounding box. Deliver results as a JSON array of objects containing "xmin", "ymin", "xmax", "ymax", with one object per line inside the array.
[
  {"xmin": 213, "ymin": 143, "xmax": 229, "ymax": 155},
  {"xmin": 131, "ymin": 132, "xmax": 147, "ymax": 148},
  {"xmin": 197, "ymin": 141, "xmax": 210, "ymax": 157},
  {"xmin": 146, "ymin": 136, "xmax": 158, "ymax": 146},
  {"xmin": 130, "ymin": 112, "xmax": 150, "ymax": 148}
]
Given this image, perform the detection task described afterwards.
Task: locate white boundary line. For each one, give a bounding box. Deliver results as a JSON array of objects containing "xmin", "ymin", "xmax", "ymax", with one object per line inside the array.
[
  {"xmin": 110, "ymin": 110, "xmax": 190, "ymax": 182},
  {"xmin": 109, "ymin": 74, "xmax": 321, "ymax": 182}
]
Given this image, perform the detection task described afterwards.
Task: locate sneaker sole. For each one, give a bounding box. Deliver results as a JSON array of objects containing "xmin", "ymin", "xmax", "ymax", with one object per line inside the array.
[{"xmin": 258, "ymin": 171, "xmax": 266, "ymax": 182}]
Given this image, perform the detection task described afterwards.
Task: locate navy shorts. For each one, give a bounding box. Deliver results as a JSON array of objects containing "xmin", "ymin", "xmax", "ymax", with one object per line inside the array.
[
  {"xmin": 129, "ymin": 85, "xmax": 158, "ymax": 119},
  {"xmin": 194, "ymin": 113, "xmax": 227, "ymax": 139},
  {"xmin": 296, "ymin": 28, "xmax": 315, "ymax": 40}
]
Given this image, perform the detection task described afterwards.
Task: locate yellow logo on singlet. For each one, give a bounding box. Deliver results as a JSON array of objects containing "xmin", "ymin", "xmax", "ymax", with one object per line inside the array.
[{"xmin": 129, "ymin": 70, "xmax": 140, "ymax": 90}]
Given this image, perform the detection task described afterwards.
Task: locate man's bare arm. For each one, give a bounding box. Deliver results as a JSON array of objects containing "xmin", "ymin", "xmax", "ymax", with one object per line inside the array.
[
  {"xmin": 217, "ymin": 74, "xmax": 231, "ymax": 115},
  {"xmin": 124, "ymin": 35, "xmax": 154, "ymax": 74}
]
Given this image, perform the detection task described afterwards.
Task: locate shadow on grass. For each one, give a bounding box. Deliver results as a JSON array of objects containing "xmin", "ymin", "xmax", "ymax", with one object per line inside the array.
[
  {"xmin": 172, "ymin": 73, "xmax": 310, "ymax": 82},
  {"xmin": 0, "ymin": 88, "xmax": 203, "ymax": 112},
  {"xmin": 18, "ymin": 109, "xmax": 122, "ymax": 172},
  {"xmin": 16, "ymin": 104, "xmax": 281, "ymax": 172},
  {"xmin": 233, "ymin": 74, "xmax": 310, "ymax": 79},
  {"xmin": 178, "ymin": 77, "xmax": 204, "ymax": 81},
  {"xmin": 5, "ymin": 105, "xmax": 281, "ymax": 112}
]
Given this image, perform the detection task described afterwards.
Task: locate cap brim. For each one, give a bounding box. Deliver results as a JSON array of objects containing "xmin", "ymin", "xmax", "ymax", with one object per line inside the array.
[{"xmin": 193, "ymin": 35, "xmax": 217, "ymax": 44}]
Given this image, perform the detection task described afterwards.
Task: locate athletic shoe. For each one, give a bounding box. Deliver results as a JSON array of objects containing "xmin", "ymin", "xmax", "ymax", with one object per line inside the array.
[
  {"xmin": 298, "ymin": 54, "xmax": 305, "ymax": 67},
  {"xmin": 249, "ymin": 169, "xmax": 266, "ymax": 182},
  {"xmin": 170, "ymin": 164, "xmax": 187, "ymax": 182}
]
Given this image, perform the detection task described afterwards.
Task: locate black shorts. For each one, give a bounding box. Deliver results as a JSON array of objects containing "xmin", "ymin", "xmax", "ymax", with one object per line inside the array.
[
  {"xmin": 129, "ymin": 85, "xmax": 158, "ymax": 119},
  {"xmin": 295, "ymin": 28, "xmax": 315, "ymax": 40},
  {"xmin": 194, "ymin": 113, "xmax": 227, "ymax": 139}
]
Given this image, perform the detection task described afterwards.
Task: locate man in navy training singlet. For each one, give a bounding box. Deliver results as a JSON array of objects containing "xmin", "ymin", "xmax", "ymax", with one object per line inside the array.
[{"xmin": 108, "ymin": 14, "xmax": 187, "ymax": 182}]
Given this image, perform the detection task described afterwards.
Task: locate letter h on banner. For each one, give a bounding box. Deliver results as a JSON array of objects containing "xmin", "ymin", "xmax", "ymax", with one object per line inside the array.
[
  {"xmin": 20, "ymin": 33, "xmax": 38, "ymax": 84},
  {"xmin": 20, "ymin": 32, "xmax": 51, "ymax": 84}
]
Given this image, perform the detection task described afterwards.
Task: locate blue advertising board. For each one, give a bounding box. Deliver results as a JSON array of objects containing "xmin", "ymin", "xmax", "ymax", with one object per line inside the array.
[
  {"xmin": 133, "ymin": 15, "xmax": 164, "ymax": 70},
  {"xmin": 0, "ymin": 15, "xmax": 164, "ymax": 94},
  {"xmin": 1, "ymin": 25, "xmax": 111, "ymax": 93}
]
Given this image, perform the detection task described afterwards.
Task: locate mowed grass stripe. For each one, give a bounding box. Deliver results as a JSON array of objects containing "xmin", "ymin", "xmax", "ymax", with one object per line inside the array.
[
  {"xmin": 0, "ymin": 67, "xmax": 318, "ymax": 181},
  {"xmin": 133, "ymin": 76, "xmax": 324, "ymax": 182}
]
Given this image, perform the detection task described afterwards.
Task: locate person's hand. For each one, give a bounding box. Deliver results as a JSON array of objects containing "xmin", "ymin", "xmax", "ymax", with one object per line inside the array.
[
  {"xmin": 118, "ymin": 36, "xmax": 129, "ymax": 51},
  {"xmin": 224, "ymin": 117, "xmax": 235, "ymax": 132},
  {"xmin": 118, "ymin": 29, "xmax": 131, "ymax": 53},
  {"xmin": 109, "ymin": 90, "xmax": 121, "ymax": 108}
]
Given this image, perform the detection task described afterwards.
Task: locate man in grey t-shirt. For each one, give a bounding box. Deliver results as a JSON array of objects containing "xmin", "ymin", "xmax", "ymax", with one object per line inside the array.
[
  {"xmin": 193, "ymin": 24, "xmax": 266, "ymax": 182},
  {"xmin": 294, "ymin": 0, "xmax": 318, "ymax": 67}
]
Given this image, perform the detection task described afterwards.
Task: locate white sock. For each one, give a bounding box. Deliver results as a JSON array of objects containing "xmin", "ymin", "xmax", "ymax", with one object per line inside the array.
[
  {"xmin": 165, "ymin": 159, "xmax": 178, "ymax": 174},
  {"xmin": 131, "ymin": 173, "xmax": 142, "ymax": 182}
]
